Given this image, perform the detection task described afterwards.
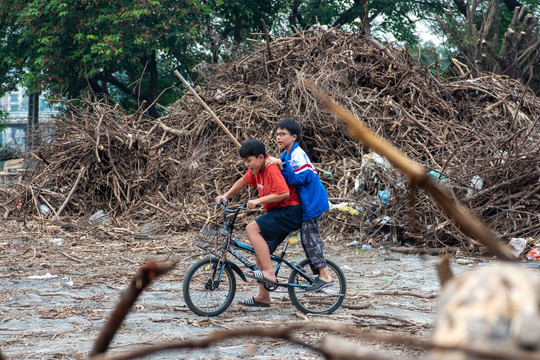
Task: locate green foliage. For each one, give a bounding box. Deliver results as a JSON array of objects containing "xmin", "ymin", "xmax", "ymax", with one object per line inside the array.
[
  {"xmin": 0, "ymin": 0, "xmax": 208, "ymax": 115},
  {"xmin": 1, "ymin": 0, "xmax": 538, "ymax": 114}
]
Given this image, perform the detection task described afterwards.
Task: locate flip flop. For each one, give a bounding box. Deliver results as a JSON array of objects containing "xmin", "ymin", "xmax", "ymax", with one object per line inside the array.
[
  {"xmin": 308, "ymin": 278, "xmax": 333, "ymax": 291},
  {"xmin": 239, "ymin": 296, "xmax": 271, "ymax": 308},
  {"xmin": 245, "ymin": 270, "xmax": 277, "ymax": 286}
]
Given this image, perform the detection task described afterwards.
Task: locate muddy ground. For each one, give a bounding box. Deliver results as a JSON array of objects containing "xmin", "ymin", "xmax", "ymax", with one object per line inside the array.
[{"xmin": 1, "ymin": 220, "xmax": 485, "ymax": 360}]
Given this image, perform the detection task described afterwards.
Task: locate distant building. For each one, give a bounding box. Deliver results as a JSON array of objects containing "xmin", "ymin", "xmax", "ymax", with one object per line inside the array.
[{"xmin": 1, "ymin": 87, "xmax": 59, "ymax": 150}]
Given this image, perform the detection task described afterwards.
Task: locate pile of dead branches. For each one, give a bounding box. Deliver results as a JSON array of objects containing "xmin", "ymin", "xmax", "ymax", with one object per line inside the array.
[{"xmin": 2, "ymin": 28, "xmax": 539, "ymax": 251}]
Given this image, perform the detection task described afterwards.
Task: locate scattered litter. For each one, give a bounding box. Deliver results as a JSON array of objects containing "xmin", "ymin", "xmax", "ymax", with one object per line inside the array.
[
  {"xmin": 322, "ymin": 171, "xmax": 333, "ymax": 178},
  {"xmin": 508, "ymin": 237, "xmax": 527, "ymax": 257},
  {"xmin": 347, "ymin": 240, "xmax": 359, "ymax": 247},
  {"xmin": 39, "ymin": 204, "xmax": 50, "ymax": 217},
  {"xmin": 526, "ymin": 248, "xmax": 540, "ymax": 261},
  {"xmin": 361, "ymin": 244, "xmax": 372, "ymax": 250},
  {"xmin": 377, "ymin": 189, "xmax": 391, "ymax": 205},
  {"xmin": 330, "ymin": 202, "xmax": 360, "ymax": 216},
  {"xmin": 89, "ymin": 210, "xmax": 111, "ymax": 226},
  {"xmin": 28, "ymin": 273, "xmax": 58, "ymax": 279},
  {"xmin": 141, "ymin": 222, "xmax": 160, "ymax": 234},
  {"xmin": 467, "ymin": 175, "xmax": 484, "ymax": 197},
  {"xmin": 456, "ymin": 259, "xmax": 470, "ymax": 265},
  {"xmin": 428, "ymin": 170, "xmax": 448, "ymax": 183},
  {"xmin": 49, "ymin": 238, "xmax": 63, "ymax": 246},
  {"xmin": 288, "ymin": 233, "xmax": 300, "ymax": 246},
  {"xmin": 374, "ymin": 215, "xmax": 393, "ymax": 225}
]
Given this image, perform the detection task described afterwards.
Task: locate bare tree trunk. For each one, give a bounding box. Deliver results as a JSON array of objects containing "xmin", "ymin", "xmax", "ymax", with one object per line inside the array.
[
  {"xmin": 26, "ymin": 92, "xmax": 39, "ymax": 151},
  {"xmin": 438, "ymin": 2, "xmax": 540, "ymax": 91}
]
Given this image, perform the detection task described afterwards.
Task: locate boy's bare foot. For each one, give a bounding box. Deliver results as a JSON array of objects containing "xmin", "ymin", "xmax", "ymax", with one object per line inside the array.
[{"xmin": 318, "ymin": 267, "xmax": 333, "ymax": 283}]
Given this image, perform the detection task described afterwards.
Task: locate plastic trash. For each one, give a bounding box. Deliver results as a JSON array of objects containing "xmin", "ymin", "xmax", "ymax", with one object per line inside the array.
[
  {"xmin": 141, "ymin": 222, "xmax": 159, "ymax": 234},
  {"xmin": 288, "ymin": 233, "xmax": 300, "ymax": 246},
  {"xmin": 361, "ymin": 244, "xmax": 372, "ymax": 250},
  {"xmin": 347, "ymin": 240, "xmax": 359, "ymax": 247},
  {"xmin": 39, "ymin": 204, "xmax": 50, "ymax": 217},
  {"xmin": 456, "ymin": 259, "xmax": 470, "ymax": 265},
  {"xmin": 508, "ymin": 237, "xmax": 527, "ymax": 257},
  {"xmin": 89, "ymin": 210, "xmax": 111, "ymax": 226},
  {"xmin": 322, "ymin": 171, "xmax": 334, "ymax": 178},
  {"xmin": 526, "ymin": 248, "xmax": 540, "ymax": 261},
  {"xmin": 377, "ymin": 189, "xmax": 391, "ymax": 205},
  {"xmin": 339, "ymin": 204, "xmax": 359, "ymax": 216},
  {"xmin": 428, "ymin": 170, "xmax": 448, "ymax": 183},
  {"xmin": 330, "ymin": 202, "xmax": 360, "ymax": 216},
  {"xmin": 49, "ymin": 238, "xmax": 63, "ymax": 246},
  {"xmin": 467, "ymin": 175, "xmax": 483, "ymax": 197},
  {"xmin": 28, "ymin": 273, "xmax": 58, "ymax": 279}
]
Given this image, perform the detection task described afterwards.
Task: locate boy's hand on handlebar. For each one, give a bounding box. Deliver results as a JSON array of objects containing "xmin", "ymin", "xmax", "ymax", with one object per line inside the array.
[
  {"xmin": 246, "ymin": 199, "xmax": 262, "ymax": 209},
  {"xmin": 215, "ymin": 195, "xmax": 227, "ymax": 204}
]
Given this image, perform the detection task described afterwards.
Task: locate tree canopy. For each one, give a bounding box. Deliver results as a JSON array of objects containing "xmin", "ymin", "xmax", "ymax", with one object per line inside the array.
[{"xmin": 1, "ymin": 0, "xmax": 539, "ymax": 118}]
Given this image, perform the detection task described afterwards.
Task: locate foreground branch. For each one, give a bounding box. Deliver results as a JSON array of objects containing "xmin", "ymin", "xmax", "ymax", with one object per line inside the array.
[{"xmin": 89, "ymin": 260, "xmax": 177, "ymax": 357}]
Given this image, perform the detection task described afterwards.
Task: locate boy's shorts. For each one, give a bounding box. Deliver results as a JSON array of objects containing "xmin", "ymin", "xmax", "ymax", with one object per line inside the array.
[{"xmin": 256, "ymin": 205, "xmax": 302, "ymax": 253}]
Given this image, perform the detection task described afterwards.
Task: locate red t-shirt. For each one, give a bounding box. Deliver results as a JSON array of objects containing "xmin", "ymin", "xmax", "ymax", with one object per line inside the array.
[{"xmin": 243, "ymin": 162, "xmax": 300, "ymax": 212}]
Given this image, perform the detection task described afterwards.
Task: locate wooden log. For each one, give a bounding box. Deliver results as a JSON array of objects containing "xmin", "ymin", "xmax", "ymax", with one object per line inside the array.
[
  {"xmin": 53, "ymin": 166, "xmax": 86, "ymax": 220},
  {"xmin": 174, "ymin": 70, "xmax": 241, "ymax": 148}
]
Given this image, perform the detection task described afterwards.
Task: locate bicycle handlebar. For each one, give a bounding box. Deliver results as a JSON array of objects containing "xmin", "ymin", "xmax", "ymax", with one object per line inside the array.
[{"xmin": 212, "ymin": 200, "xmax": 260, "ymax": 213}]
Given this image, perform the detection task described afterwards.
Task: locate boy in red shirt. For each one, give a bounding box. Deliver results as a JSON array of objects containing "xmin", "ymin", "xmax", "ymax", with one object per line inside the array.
[{"xmin": 215, "ymin": 139, "xmax": 302, "ymax": 307}]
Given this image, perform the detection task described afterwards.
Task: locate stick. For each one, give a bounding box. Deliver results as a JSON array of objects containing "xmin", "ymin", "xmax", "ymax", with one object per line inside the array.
[
  {"xmin": 53, "ymin": 166, "xmax": 86, "ymax": 220},
  {"xmin": 261, "ymin": 18, "xmax": 273, "ymax": 60},
  {"xmin": 174, "ymin": 70, "xmax": 241, "ymax": 148},
  {"xmin": 89, "ymin": 260, "xmax": 177, "ymax": 357}
]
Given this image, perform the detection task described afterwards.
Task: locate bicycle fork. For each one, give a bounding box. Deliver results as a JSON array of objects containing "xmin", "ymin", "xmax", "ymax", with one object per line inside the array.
[{"xmin": 206, "ymin": 258, "xmax": 227, "ymax": 291}]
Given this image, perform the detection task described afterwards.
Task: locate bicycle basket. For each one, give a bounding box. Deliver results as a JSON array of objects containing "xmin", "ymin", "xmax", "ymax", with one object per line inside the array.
[{"xmin": 193, "ymin": 223, "xmax": 230, "ymax": 256}]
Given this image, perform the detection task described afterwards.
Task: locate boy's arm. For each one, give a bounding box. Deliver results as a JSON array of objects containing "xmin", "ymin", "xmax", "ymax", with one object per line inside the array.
[
  {"xmin": 247, "ymin": 191, "xmax": 289, "ymax": 209},
  {"xmin": 281, "ymin": 162, "xmax": 313, "ymax": 185},
  {"xmin": 215, "ymin": 178, "xmax": 248, "ymax": 203}
]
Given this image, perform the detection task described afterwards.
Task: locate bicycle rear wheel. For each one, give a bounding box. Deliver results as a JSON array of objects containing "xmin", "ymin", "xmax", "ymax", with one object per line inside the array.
[
  {"xmin": 183, "ymin": 256, "xmax": 236, "ymax": 317},
  {"xmin": 288, "ymin": 258, "xmax": 346, "ymax": 314}
]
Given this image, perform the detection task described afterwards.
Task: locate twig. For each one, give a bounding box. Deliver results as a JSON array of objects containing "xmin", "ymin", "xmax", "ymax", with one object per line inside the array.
[
  {"xmin": 89, "ymin": 260, "xmax": 177, "ymax": 357},
  {"xmin": 53, "ymin": 166, "xmax": 86, "ymax": 220},
  {"xmin": 58, "ymin": 250, "xmax": 83, "ymax": 263}
]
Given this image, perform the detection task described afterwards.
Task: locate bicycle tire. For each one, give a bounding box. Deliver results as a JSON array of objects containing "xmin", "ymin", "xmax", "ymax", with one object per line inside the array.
[
  {"xmin": 288, "ymin": 258, "xmax": 346, "ymax": 314},
  {"xmin": 183, "ymin": 256, "xmax": 236, "ymax": 317}
]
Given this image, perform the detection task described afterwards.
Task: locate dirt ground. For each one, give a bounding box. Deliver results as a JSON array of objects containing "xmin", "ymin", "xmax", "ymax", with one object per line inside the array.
[{"xmin": 1, "ymin": 219, "xmax": 482, "ymax": 360}]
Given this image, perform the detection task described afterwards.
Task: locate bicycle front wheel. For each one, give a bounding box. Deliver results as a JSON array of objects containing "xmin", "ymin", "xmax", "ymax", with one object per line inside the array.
[
  {"xmin": 183, "ymin": 257, "xmax": 236, "ymax": 317},
  {"xmin": 288, "ymin": 258, "xmax": 346, "ymax": 314}
]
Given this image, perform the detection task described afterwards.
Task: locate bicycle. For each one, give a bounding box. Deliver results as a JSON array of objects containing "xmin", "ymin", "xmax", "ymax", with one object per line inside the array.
[{"xmin": 182, "ymin": 201, "xmax": 346, "ymax": 317}]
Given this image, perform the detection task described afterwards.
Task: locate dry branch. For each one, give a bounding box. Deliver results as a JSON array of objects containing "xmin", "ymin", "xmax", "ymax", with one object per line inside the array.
[{"xmin": 89, "ymin": 260, "xmax": 177, "ymax": 357}]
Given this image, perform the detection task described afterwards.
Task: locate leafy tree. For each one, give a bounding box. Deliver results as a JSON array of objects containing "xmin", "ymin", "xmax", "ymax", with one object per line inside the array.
[
  {"xmin": 287, "ymin": 0, "xmax": 446, "ymax": 45},
  {"xmin": 0, "ymin": 0, "xmax": 208, "ymax": 118}
]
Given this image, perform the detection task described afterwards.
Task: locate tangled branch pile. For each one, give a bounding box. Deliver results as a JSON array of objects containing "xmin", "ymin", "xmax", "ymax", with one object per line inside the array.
[{"xmin": 2, "ymin": 28, "xmax": 540, "ymax": 251}]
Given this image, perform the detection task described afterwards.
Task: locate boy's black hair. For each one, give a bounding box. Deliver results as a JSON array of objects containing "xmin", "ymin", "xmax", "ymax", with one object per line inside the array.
[
  {"xmin": 239, "ymin": 139, "xmax": 266, "ymax": 158},
  {"xmin": 276, "ymin": 118, "xmax": 301, "ymax": 138}
]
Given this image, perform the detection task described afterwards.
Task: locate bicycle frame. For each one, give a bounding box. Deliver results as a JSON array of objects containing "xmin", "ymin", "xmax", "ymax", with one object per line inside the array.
[{"xmin": 208, "ymin": 202, "xmax": 316, "ymax": 290}]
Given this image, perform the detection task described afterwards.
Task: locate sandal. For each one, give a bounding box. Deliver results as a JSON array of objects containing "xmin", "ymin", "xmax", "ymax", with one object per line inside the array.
[
  {"xmin": 245, "ymin": 270, "xmax": 276, "ymax": 286},
  {"xmin": 239, "ymin": 296, "xmax": 271, "ymax": 308}
]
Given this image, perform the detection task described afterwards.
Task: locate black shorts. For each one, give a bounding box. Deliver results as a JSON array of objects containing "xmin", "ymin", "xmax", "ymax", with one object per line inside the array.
[{"xmin": 255, "ymin": 205, "xmax": 302, "ymax": 253}]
